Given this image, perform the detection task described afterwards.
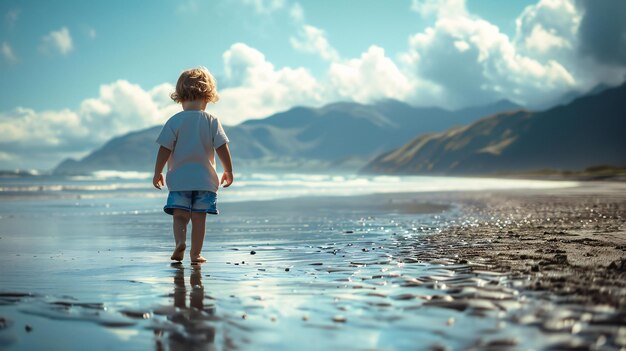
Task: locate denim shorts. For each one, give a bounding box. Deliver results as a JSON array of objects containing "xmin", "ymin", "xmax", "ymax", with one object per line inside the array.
[{"xmin": 164, "ymin": 191, "xmax": 218, "ymax": 215}]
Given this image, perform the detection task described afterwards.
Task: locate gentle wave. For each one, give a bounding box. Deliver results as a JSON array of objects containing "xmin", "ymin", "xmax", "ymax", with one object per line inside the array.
[
  {"xmin": 0, "ymin": 173, "xmax": 580, "ymax": 202},
  {"xmin": 0, "ymin": 183, "xmax": 150, "ymax": 192},
  {"xmin": 225, "ymin": 175, "xmax": 580, "ymax": 202},
  {"xmin": 70, "ymin": 170, "xmax": 153, "ymax": 180}
]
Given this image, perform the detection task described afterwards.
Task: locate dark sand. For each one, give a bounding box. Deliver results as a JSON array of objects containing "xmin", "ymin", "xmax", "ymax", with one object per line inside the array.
[
  {"xmin": 0, "ymin": 181, "xmax": 625, "ymax": 350},
  {"xmin": 385, "ymin": 182, "xmax": 626, "ymax": 350}
]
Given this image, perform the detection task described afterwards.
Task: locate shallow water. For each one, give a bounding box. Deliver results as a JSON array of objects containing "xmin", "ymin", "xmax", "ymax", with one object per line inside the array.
[{"xmin": 0, "ymin": 174, "xmax": 600, "ymax": 350}]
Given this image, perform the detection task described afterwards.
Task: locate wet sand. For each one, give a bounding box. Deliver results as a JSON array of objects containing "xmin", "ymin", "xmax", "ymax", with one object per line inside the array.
[
  {"xmin": 387, "ymin": 182, "xmax": 626, "ymax": 350},
  {"xmin": 0, "ymin": 181, "xmax": 624, "ymax": 350}
]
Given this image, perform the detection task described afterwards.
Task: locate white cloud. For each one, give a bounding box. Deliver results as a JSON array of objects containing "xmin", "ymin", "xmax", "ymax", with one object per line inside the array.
[
  {"xmin": 79, "ymin": 80, "xmax": 179, "ymax": 140},
  {"xmin": 40, "ymin": 27, "xmax": 73, "ymax": 56},
  {"xmin": 0, "ymin": 107, "xmax": 87, "ymax": 147},
  {"xmin": 258, "ymin": 0, "xmax": 590, "ymax": 108},
  {"xmin": 216, "ymin": 42, "xmax": 323, "ymax": 124},
  {"xmin": 515, "ymin": 0, "xmax": 580, "ymax": 56},
  {"xmin": 399, "ymin": 0, "xmax": 608, "ymax": 108},
  {"xmin": 0, "ymin": 80, "xmax": 180, "ymax": 169},
  {"xmin": 289, "ymin": 2, "xmax": 304, "ymax": 22},
  {"xmin": 523, "ymin": 24, "xmax": 570, "ymax": 54},
  {"xmin": 286, "ymin": 2, "xmax": 339, "ymax": 62},
  {"xmin": 513, "ymin": 0, "xmax": 626, "ymax": 94},
  {"xmin": 149, "ymin": 83, "xmax": 179, "ymax": 110},
  {"xmin": 217, "ymin": 42, "xmax": 420, "ymax": 121},
  {"xmin": 1, "ymin": 42, "xmax": 17, "ymax": 63},
  {"xmin": 290, "ymin": 25, "xmax": 339, "ymax": 61},
  {"xmin": 328, "ymin": 46, "xmax": 412, "ymax": 103}
]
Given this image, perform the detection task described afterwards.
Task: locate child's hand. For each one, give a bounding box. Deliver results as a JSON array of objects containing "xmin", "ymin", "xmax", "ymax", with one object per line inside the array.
[
  {"xmin": 153, "ymin": 173, "xmax": 165, "ymax": 189},
  {"xmin": 220, "ymin": 171, "xmax": 233, "ymax": 188}
]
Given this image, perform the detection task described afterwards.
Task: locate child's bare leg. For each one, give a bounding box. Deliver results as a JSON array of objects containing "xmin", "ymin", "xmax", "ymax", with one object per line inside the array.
[
  {"xmin": 190, "ymin": 212, "xmax": 207, "ymax": 263},
  {"xmin": 171, "ymin": 209, "xmax": 190, "ymax": 261}
]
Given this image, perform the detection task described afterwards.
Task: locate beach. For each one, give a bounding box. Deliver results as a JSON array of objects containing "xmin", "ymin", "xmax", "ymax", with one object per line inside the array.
[{"xmin": 0, "ymin": 175, "xmax": 624, "ymax": 350}]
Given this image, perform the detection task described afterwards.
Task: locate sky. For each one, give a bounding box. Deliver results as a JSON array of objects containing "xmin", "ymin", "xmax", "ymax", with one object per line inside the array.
[{"xmin": 1, "ymin": 0, "xmax": 625, "ymax": 170}]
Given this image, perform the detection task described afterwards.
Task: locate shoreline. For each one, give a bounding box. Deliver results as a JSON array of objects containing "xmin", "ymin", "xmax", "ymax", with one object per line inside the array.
[
  {"xmin": 0, "ymin": 180, "xmax": 624, "ymax": 350},
  {"xmin": 230, "ymin": 180, "xmax": 625, "ymax": 265},
  {"xmin": 375, "ymin": 182, "xmax": 626, "ymax": 348},
  {"xmin": 219, "ymin": 178, "xmax": 621, "ymax": 209},
  {"xmin": 226, "ymin": 181, "xmax": 626, "ymax": 348},
  {"xmin": 225, "ymin": 181, "xmax": 626, "ymax": 302}
]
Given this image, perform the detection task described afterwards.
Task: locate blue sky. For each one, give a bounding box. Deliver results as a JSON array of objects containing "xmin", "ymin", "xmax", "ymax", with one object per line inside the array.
[
  {"xmin": 1, "ymin": 0, "xmax": 625, "ymax": 169},
  {"xmin": 1, "ymin": 0, "xmax": 534, "ymax": 111}
]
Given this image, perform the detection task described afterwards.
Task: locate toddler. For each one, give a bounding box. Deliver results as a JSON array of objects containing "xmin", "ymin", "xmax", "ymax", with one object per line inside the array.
[{"xmin": 153, "ymin": 67, "xmax": 233, "ymax": 263}]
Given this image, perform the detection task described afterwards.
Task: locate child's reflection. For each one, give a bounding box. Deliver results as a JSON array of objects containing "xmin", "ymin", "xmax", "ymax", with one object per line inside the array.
[
  {"xmin": 190, "ymin": 263, "xmax": 204, "ymax": 311},
  {"xmin": 167, "ymin": 263, "xmax": 216, "ymax": 350}
]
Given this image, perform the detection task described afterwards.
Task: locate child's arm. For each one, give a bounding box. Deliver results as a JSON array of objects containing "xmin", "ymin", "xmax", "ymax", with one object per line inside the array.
[
  {"xmin": 153, "ymin": 146, "xmax": 171, "ymax": 189},
  {"xmin": 216, "ymin": 143, "xmax": 233, "ymax": 188}
]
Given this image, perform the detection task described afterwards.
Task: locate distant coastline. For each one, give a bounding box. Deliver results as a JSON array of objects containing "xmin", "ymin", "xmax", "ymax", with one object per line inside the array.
[
  {"xmin": 361, "ymin": 165, "xmax": 626, "ymax": 182},
  {"xmin": 492, "ymin": 165, "xmax": 626, "ymax": 182}
]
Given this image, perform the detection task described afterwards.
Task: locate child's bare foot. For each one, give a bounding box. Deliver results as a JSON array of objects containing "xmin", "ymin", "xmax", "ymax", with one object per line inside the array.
[
  {"xmin": 171, "ymin": 243, "xmax": 186, "ymax": 261},
  {"xmin": 190, "ymin": 255, "xmax": 206, "ymax": 263}
]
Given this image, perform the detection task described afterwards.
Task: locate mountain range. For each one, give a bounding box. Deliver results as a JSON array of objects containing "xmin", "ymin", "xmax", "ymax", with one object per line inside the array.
[
  {"xmin": 54, "ymin": 99, "xmax": 520, "ymax": 174},
  {"xmin": 362, "ymin": 83, "xmax": 626, "ymax": 175}
]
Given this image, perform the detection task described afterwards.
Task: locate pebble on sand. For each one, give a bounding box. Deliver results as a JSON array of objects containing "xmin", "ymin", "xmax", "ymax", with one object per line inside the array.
[
  {"xmin": 332, "ymin": 315, "xmax": 347, "ymax": 323},
  {"xmin": 120, "ymin": 310, "xmax": 151, "ymax": 319}
]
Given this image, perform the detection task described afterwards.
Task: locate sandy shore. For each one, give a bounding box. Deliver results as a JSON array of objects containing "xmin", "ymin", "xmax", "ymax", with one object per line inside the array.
[
  {"xmin": 406, "ymin": 182, "xmax": 626, "ymax": 302},
  {"xmin": 218, "ymin": 181, "xmax": 626, "ymax": 349},
  {"xmin": 382, "ymin": 181, "xmax": 626, "ymax": 350},
  {"xmin": 236, "ymin": 181, "xmax": 626, "ymax": 349},
  {"xmin": 1, "ymin": 180, "xmax": 624, "ymax": 350}
]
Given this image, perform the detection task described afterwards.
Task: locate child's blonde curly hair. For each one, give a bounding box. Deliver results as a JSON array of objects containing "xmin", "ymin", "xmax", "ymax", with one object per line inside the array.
[{"xmin": 170, "ymin": 67, "xmax": 219, "ymax": 104}]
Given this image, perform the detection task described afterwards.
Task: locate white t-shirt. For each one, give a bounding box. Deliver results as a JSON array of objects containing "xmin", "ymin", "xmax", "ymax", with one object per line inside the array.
[{"xmin": 156, "ymin": 110, "xmax": 229, "ymax": 192}]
